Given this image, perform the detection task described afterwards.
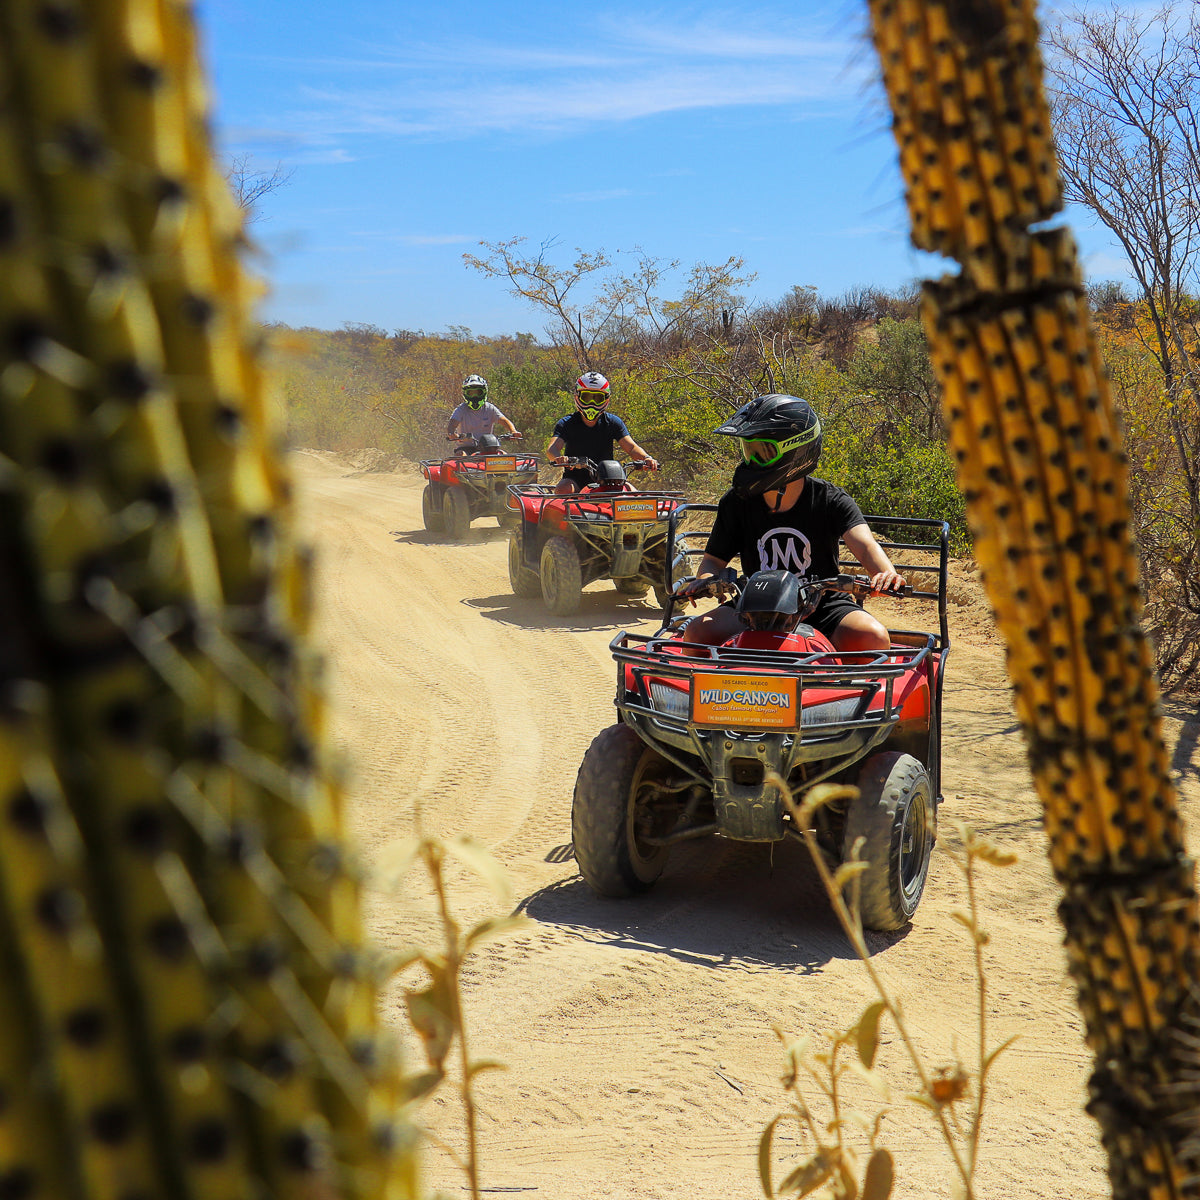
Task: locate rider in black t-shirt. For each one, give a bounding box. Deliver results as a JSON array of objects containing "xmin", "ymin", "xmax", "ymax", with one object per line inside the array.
[
  {"xmin": 546, "ymin": 371, "xmax": 658, "ymax": 494},
  {"xmin": 676, "ymin": 394, "xmax": 905, "ymax": 652}
]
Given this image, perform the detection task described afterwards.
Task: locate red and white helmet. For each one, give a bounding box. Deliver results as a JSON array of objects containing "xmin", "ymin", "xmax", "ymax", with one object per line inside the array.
[{"xmin": 575, "ymin": 371, "xmax": 610, "ymax": 417}]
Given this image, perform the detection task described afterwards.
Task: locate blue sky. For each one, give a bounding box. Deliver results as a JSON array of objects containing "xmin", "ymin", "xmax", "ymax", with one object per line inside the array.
[{"xmin": 198, "ymin": 0, "xmax": 1132, "ymax": 337}]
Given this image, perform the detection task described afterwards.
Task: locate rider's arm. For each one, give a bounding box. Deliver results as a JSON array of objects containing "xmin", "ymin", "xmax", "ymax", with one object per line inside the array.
[
  {"xmin": 618, "ymin": 434, "xmax": 657, "ymax": 468},
  {"xmin": 546, "ymin": 435, "xmax": 566, "ymax": 464},
  {"xmin": 692, "ymin": 553, "xmax": 727, "ymax": 580},
  {"xmin": 497, "ymin": 414, "xmax": 519, "ymax": 435},
  {"xmin": 843, "ymin": 523, "xmax": 905, "ymax": 593},
  {"xmin": 446, "ymin": 419, "xmax": 460, "ymax": 437}
]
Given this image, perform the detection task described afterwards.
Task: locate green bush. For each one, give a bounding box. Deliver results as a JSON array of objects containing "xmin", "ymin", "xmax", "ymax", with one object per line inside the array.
[{"xmin": 821, "ymin": 424, "xmax": 969, "ymax": 554}]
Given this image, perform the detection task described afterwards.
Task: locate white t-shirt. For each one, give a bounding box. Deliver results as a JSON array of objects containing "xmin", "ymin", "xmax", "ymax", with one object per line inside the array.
[{"xmin": 451, "ymin": 401, "xmax": 506, "ymax": 437}]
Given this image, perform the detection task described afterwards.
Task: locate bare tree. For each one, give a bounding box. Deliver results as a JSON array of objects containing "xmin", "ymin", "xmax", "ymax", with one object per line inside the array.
[
  {"xmin": 462, "ymin": 237, "xmax": 614, "ymax": 371},
  {"xmin": 224, "ymin": 152, "xmax": 295, "ymax": 223},
  {"xmin": 1046, "ymin": 2, "xmax": 1200, "ymax": 689},
  {"xmin": 462, "ymin": 237, "xmax": 752, "ymax": 374}
]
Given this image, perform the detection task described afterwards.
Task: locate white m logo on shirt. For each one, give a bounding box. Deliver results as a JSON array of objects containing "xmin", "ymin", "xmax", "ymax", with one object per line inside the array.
[{"xmin": 756, "ymin": 527, "xmax": 813, "ymax": 575}]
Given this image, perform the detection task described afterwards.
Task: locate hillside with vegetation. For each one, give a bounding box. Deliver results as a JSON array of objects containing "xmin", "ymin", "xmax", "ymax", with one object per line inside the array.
[{"xmin": 271, "ymin": 276, "xmax": 1197, "ymax": 691}]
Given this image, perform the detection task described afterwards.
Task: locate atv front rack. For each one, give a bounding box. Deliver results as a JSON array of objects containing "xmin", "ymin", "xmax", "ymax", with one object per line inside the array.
[
  {"xmin": 611, "ymin": 629, "xmax": 943, "ymax": 831},
  {"xmin": 507, "ymin": 483, "xmax": 685, "ymax": 523}
]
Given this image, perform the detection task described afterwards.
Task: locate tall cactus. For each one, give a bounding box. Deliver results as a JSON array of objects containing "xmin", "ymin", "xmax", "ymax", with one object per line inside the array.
[
  {"xmin": 0, "ymin": 1, "xmax": 417, "ymax": 1197},
  {"xmin": 866, "ymin": 0, "xmax": 1198, "ymax": 1196}
]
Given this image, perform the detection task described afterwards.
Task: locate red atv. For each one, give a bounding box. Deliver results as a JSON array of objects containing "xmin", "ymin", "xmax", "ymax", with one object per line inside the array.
[
  {"xmin": 420, "ymin": 434, "xmax": 539, "ymax": 539},
  {"xmin": 571, "ymin": 508, "xmax": 950, "ymax": 931},
  {"xmin": 506, "ymin": 457, "xmax": 685, "ymax": 615}
]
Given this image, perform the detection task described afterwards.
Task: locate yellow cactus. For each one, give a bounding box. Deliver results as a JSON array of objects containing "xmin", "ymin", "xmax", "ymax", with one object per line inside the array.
[
  {"xmin": 0, "ymin": 1, "xmax": 416, "ymax": 1197},
  {"xmin": 867, "ymin": 0, "xmax": 1197, "ymax": 1195}
]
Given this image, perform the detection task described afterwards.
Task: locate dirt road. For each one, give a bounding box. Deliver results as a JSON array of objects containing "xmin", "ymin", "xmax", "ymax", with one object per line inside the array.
[{"xmin": 294, "ymin": 451, "xmax": 1200, "ymax": 1200}]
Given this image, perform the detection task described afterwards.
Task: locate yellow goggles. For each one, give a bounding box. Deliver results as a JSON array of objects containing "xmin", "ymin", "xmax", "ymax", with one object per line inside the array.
[{"xmin": 739, "ymin": 429, "xmax": 815, "ymax": 467}]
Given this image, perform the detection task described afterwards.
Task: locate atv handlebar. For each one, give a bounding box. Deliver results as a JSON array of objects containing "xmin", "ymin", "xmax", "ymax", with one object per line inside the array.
[
  {"xmin": 673, "ymin": 572, "xmax": 913, "ymax": 604},
  {"xmin": 554, "ymin": 456, "xmax": 661, "ymax": 472}
]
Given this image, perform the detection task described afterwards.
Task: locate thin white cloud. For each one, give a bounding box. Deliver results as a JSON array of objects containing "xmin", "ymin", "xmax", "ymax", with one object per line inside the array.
[
  {"xmin": 397, "ymin": 233, "xmax": 476, "ymax": 245},
  {"xmin": 292, "ymin": 148, "xmax": 356, "ymax": 165},
  {"xmin": 602, "ymin": 13, "xmax": 854, "ymax": 60},
  {"xmin": 347, "ymin": 231, "xmax": 476, "ymax": 245},
  {"xmin": 301, "ymin": 62, "xmax": 854, "ymax": 138},
  {"xmin": 555, "ymin": 188, "xmax": 636, "ymax": 202},
  {"xmin": 268, "ymin": 9, "xmax": 867, "ymax": 141},
  {"xmin": 1080, "ymin": 249, "xmax": 1134, "ymax": 279}
]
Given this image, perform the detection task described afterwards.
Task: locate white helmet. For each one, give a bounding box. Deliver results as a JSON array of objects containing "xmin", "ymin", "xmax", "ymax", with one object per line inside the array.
[
  {"xmin": 462, "ymin": 374, "xmax": 488, "ymax": 409},
  {"xmin": 575, "ymin": 371, "xmax": 610, "ymax": 417}
]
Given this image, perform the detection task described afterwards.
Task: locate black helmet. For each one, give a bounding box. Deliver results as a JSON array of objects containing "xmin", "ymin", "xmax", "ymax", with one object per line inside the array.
[
  {"xmin": 713, "ymin": 394, "xmax": 822, "ymax": 498},
  {"xmin": 475, "ymin": 434, "xmax": 502, "ymax": 455}
]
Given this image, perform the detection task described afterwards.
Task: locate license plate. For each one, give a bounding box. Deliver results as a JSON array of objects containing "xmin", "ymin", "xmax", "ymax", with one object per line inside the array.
[
  {"xmin": 485, "ymin": 456, "xmax": 518, "ymax": 472},
  {"xmin": 690, "ymin": 673, "xmax": 800, "ymax": 730},
  {"xmin": 612, "ymin": 496, "xmax": 658, "ymax": 522}
]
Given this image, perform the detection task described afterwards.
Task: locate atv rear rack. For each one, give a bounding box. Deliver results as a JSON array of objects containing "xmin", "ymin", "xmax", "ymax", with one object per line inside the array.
[{"xmin": 420, "ymin": 453, "xmax": 541, "ymax": 478}]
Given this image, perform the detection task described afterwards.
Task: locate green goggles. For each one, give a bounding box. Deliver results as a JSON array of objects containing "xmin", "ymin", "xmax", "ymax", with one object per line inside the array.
[
  {"xmin": 463, "ymin": 389, "xmax": 486, "ymax": 406},
  {"xmin": 739, "ymin": 428, "xmax": 818, "ymax": 467}
]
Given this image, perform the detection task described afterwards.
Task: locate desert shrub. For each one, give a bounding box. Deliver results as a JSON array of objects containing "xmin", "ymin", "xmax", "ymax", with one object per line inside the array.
[{"xmin": 821, "ymin": 419, "xmax": 970, "ymax": 553}]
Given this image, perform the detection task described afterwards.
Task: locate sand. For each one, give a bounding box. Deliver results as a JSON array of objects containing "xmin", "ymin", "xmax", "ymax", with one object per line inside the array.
[{"xmin": 294, "ymin": 450, "xmax": 1200, "ymax": 1200}]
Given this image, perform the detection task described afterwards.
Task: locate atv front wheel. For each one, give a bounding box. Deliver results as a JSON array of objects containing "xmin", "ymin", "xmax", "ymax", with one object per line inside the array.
[
  {"xmin": 421, "ymin": 484, "xmax": 444, "ymax": 532},
  {"xmin": 613, "ymin": 577, "xmax": 649, "ymax": 598},
  {"xmin": 653, "ymin": 554, "xmax": 687, "ymax": 609},
  {"xmin": 442, "ymin": 487, "xmax": 471, "ymax": 539},
  {"xmin": 842, "ymin": 752, "xmax": 935, "ymax": 931},
  {"xmin": 508, "ymin": 534, "xmax": 540, "ymax": 598},
  {"xmin": 540, "ymin": 536, "xmax": 582, "ymax": 615},
  {"xmin": 573, "ymin": 723, "xmax": 672, "ymax": 896}
]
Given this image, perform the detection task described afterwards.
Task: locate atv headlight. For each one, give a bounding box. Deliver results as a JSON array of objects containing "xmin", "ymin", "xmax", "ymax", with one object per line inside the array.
[{"xmin": 649, "ymin": 682, "xmax": 689, "ymax": 719}]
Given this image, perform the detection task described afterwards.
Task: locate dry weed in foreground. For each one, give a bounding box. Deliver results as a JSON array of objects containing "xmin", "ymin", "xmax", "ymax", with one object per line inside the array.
[
  {"xmin": 381, "ymin": 834, "xmax": 526, "ymax": 1200},
  {"xmin": 759, "ymin": 778, "xmax": 1018, "ymax": 1199}
]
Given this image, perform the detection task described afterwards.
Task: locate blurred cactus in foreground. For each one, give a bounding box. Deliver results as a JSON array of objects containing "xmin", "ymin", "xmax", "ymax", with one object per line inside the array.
[
  {"xmin": 0, "ymin": 0, "xmax": 417, "ymax": 1196},
  {"xmin": 866, "ymin": 0, "xmax": 1199, "ymax": 1196}
]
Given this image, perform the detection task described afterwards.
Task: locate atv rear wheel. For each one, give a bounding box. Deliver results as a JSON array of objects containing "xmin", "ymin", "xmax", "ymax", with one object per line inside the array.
[
  {"xmin": 442, "ymin": 487, "xmax": 471, "ymax": 539},
  {"xmin": 421, "ymin": 484, "xmax": 444, "ymax": 532},
  {"xmin": 540, "ymin": 536, "xmax": 582, "ymax": 615},
  {"xmin": 508, "ymin": 533, "xmax": 540, "ymax": 598},
  {"xmin": 613, "ymin": 577, "xmax": 649, "ymax": 598},
  {"xmin": 573, "ymin": 723, "xmax": 672, "ymax": 896},
  {"xmin": 842, "ymin": 752, "xmax": 935, "ymax": 931}
]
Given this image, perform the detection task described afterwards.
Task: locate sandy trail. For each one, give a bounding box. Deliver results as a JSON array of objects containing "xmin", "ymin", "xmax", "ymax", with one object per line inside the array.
[{"xmin": 294, "ymin": 451, "xmax": 1200, "ymax": 1200}]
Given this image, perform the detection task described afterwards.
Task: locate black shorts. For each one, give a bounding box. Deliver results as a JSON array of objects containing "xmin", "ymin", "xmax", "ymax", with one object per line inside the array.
[
  {"xmin": 806, "ymin": 591, "xmax": 863, "ymax": 639},
  {"xmin": 721, "ymin": 583, "xmax": 861, "ymax": 640}
]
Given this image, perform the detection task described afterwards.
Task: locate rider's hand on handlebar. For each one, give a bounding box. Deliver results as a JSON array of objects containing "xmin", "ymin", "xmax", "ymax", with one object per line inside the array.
[
  {"xmin": 674, "ymin": 575, "xmax": 725, "ymax": 605},
  {"xmin": 870, "ymin": 568, "xmax": 907, "ymax": 595},
  {"xmin": 552, "ymin": 455, "xmax": 568, "ymax": 465}
]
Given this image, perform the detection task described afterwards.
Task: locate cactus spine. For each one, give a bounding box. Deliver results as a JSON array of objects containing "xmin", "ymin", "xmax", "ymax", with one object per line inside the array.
[
  {"xmin": 867, "ymin": 0, "xmax": 1198, "ymax": 1195},
  {"xmin": 0, "ymin": 1, "xmax": 416, "ymax": 1197}
]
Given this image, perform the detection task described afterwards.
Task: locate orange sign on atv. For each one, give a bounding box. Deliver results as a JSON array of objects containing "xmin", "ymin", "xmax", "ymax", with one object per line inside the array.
[{"xmin": 689, "ymin": 673, "xmax": 800, "ymax": 730}]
